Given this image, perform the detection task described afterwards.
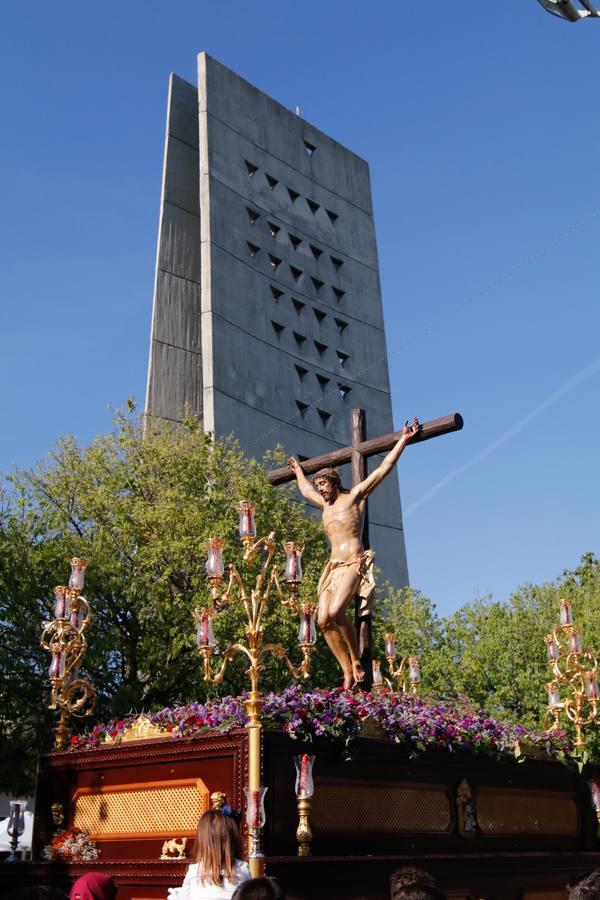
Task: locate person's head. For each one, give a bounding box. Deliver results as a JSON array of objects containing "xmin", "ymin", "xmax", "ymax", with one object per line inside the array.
[
  {"xmin": 390, "ymin": 867, "xmax": 446, "ymax": 900},
  {"xmin": 69, "ymin": 874, "xmax": 116, "ymax": 900},
  {"xmin": 194, "ymin": 808, "xmax": 242, "ymax": 886},
  {"xmin": 313, "ymin": 467, "xmax": 345, "ymax": 504},
  {"xmin": 231, "ymin": 877, "xmax": 285, "ymax": 900},
  {"xmin": 568, "ymin": 868, "xmax": 600, "ymax": 899}
]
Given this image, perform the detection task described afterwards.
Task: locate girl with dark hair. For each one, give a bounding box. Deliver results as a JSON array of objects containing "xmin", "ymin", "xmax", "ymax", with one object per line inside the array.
[{"xmin": 170, "ymin": 809, "xmax": 250, "ymax": 900}]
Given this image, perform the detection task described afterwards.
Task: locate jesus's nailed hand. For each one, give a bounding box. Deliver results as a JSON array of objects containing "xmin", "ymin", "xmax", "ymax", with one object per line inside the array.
[{"xmin": 402, "ymin": 417, "xmax": 421, "ymax": 439}]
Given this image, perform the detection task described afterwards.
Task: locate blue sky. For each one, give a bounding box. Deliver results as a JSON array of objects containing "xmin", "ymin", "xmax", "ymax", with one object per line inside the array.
[{"xmin": 1, "ymin": 2, "xmax": 599, "ymax": 616}]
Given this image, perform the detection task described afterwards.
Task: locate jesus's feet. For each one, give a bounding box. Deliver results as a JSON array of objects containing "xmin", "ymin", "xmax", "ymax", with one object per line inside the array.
[
  {"xmin": 343, "ymin": 669, "xmax": 354, "ymax": 691},
  {"xmin": 352, "ymin": 659, "xmax": 365, "ymax": 684}
]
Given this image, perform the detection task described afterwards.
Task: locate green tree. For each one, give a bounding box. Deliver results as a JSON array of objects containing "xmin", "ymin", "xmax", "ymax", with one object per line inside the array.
[{"xmin": 0, "ymin": 413, "xmax": 331, "ymax": 793}]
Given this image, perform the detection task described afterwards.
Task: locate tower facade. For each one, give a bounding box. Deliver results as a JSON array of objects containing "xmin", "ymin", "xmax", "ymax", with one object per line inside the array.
[{"xmin": 146, "ymin": 53, "xmax": 409, "ymax": 586}]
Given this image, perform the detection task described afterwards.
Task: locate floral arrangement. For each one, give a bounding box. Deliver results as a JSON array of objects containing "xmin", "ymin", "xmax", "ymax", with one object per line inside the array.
[
  {"xmin": 69, "ymin": 686, "xmax": 570, "ymax": 763},
  {"xmin": 42, "ymin": 828, "xmax": 99, "ymax": 861}
]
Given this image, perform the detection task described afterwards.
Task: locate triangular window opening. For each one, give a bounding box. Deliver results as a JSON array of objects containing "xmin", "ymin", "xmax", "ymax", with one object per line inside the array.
[
  {"xmin": 310, "ymin": 245, "xmax": 323, "ymax": 260},
  {"xmin": 316, "ymin": 374, "xmax": 330, "ymax": 391},
  {"xmin": 314, "ymin": 340, "xmax": 327, "ymax": 356},
  {"xmin": 304, "ymin": 141, "xmax": 317, "ymax": 158},
  {"xmin": 271, "ymin": 321, "xmax": 285, "ymax": 336},
  {"xmin": 288, "ymin": 187, "xmax": 300, "ymax": 203},
  {"xmin": 268, "ymin": 222, "xmax": 281, "ymax": 237},
  {"xmin": 266, "ymin": 174, "xmax": 279, "ymax": 189},
  {"xmin": 292, "ymin": 298, "xmax": 305, "ymax": 314},
  {"xmin": 332, "ymin": 287, "xmax": 345, "ymax": 301},
  {"xmin": 247, "ymin": 242, "xmax": 260, "ymax": 258},
  {"xmin": 295, "ymin": 365, "xmax": 308, "ymax": 381},
  {"xmin": 313, "ymin": 308, "xmax": 326, "ymax": 324},
  {"xmin": 311, "ymin": 277, "xmax": 324, "ymax": 293},
  {"xmin": 293, "ymin": 331, "xmax": 306, "ymax": 347},
  {"xmin": 338, "ymin": 383, "xmax": 351, "ymax": 399},
  {"xmin": 331, "ymin": 256, "xmax": 344, "ymax": 270},
  {"xmin": 336, "ymin": 350, "xmax": 349, "ymax": 367},
  {"xmin": 270, "ymin": 286, "xmax": 284, "ymax": 301},
  {"xmin": 269, "ymin": 254, "xmax": 282, "ymax": 270},
  {"xmin": 245, "ymin": 160, "xmax": 258, "ymax": 177},
  {"xmin": 326, "ymin": 209, "xmax": 339, "ymax": 225},
  {"xmin": 296, "ymin": 400, "xmax": 309, "ymax": 415},
  {"xmin": 289, "ymin": 233, "xmax": 302, "ymax": 250},
  {"xmin": 317, "ymin": 409, "xmax": 331, "ymax": 426},
  {"xmin": 247, "ymin": 208, "xmax": 260, "ymax": 224},
  {"xmin": 335, "ymin": 318, "xmax": 348, "ymax": 334},
  {"xmin": 307, "ymin": 199, "xmax": 320, "ymax": 215},
  {"xmin": 290, "ymin": 265, "xmax": 303, "ymax": 282}
]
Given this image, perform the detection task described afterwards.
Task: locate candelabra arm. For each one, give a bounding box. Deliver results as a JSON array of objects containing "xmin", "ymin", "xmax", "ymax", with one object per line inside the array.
[
  {"xmin": 387, "ymin": 655, "xmax": 408, "ymax": 692},
  {"xmin": 242, "ymin": 531, "xmax": 276, "ymax": 568},
  {"xmin": 63, "ymin": 678, "xmax": 96, "ymax": 716},
  {"xmin": 250, "ymin": 533, "xmax": 277, "ymax": 598},
  {"xmin": 271, "ymin": 569, "xmax": 299, "ymax": 613},
  {"xmin": 74, "ymin": 595, "xmax": 93, "ymax": 633},
  {"xmin": 215, "ymin": 565, "xmax": 246, "ymax": 610},
  {"xmin": 203, "ymin": 643, "xmax": 256, "ymax": 686},
  {"xmin": 262, "ymin": 643, "xmax": 313, "ymax": 680}
]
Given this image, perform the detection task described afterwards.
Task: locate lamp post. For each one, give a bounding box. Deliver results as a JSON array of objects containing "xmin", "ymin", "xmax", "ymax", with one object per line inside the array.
[
  {"xmin": 40, "ymin": 558, "xmax": 96, "ymax": 749},
  {"xmin": 383, "ymin": 633, "xmax": 420, "ymax": 695},
  {"xmin": 545, "ymin": 598, "xmax": 599, "ymax": 750},
  {"xmin": 195, "ymin": 502, "xmax": 316, "ymax": 876}
]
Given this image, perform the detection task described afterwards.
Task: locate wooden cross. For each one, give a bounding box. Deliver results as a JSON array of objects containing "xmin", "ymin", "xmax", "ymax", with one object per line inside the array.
[{"xmin": 267, "ymin": 410, "xmax": 463, "ymax": 690}]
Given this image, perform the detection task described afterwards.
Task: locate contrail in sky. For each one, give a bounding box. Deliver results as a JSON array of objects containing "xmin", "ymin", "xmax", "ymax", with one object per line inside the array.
[{"xmin": 404, "ymin": 357, "xmax": 600, "ymax": 517}]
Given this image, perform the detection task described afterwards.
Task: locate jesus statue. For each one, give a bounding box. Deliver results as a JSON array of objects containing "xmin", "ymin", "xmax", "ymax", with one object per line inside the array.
[{"xmin": 288, "ymin": 417, "xmax": 420, "ymax": 689}]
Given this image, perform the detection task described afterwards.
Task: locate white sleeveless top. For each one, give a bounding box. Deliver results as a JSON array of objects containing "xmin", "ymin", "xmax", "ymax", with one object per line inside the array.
[{"xmin": 168, "ymin": 860, "xmax": 251, "ymax": 900}]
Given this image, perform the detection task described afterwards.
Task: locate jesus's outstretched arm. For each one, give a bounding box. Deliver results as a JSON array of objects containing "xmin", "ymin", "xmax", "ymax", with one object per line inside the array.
[
  {"xmin": 287, "ymin": 456, "xmax": 325, "ymax": 508},
  {"xmin": 353, "ymin": 418, "xmax": 420, "ymax": 502}
]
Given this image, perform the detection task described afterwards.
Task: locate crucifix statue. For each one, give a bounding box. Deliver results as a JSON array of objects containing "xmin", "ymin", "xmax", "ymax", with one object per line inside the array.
[{"xmin": 267, "ymin": 411, "xmax": 463, "ymax": 691}]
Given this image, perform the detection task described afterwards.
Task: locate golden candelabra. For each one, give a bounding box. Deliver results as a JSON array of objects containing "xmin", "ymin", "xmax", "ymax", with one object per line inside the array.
[
  {"xmin": 380, "ymin": 633, "xmax": 420, "ymax": 694},
  {"xmin": 194, "ymin": 501, "xmax": 316, "ymax": 877},
  {"xmin": 40, "ymin": 558, "xmax": 96, "ymax": 749},
  {"xmin": 545, "ymin": 598, "xmax": 599, "ymax": 750}
]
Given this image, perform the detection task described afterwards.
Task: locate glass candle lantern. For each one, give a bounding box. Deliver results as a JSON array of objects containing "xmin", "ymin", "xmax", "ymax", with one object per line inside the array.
[
  {"xmin": 294, "ymin": 754, "xmax": 316, "ymax": 799},
  {"xmin": 205, "ymin": 538, "xmax": 225, "ymax": 578},
  {"xmin": 49, "ymin": 651, "xmax": 66, "ymax": 679},
  {"xmin": 237, "ymin": 501, "xmax": 257, "ymax": 539},
  {"xmin": 284, "ymin": 542, "xmax": 303, "ymax": 583},
  {"xmin": 372, "ymin": 660, "xmax": 383, "ymax": 687},
  {"xmin": 408, "ymin": 657, "xmax": 421, "ymax": 684},
  {"xmin": 69, "ymin": 593, "xmax": 84, "ymax": 630},
  {"xmin": 568, "ymin": 629, "xmax": 582, "ymax": 654},
  {"xmin": 195, "ymin": 608, "xmax": 216, "ymax": 648},
  {"xmin": 559, "ymin": 598, "xmax": 573, "ymax": 626},
  {"xmin": 298, "ymin": 604, "xmax": 316, "ymax": 646},
  {"xmin": 587, "ymin": 672, "xmax": 600, "ymax": 700},
  {"xmin": 69, "ymin": 558, "xmax": 87, "ymax": 592},
  {"xmin": 244, "ymin": 786, "xmax": 267, "ymax": 829},
  {"xmin": 546, "ymin": 635, "xmax": 559, "ymax": 661},
  {"xmin": 547, "ymin": 681, "xmax": 562, "ymax": 708},
  {"xmin": 53, "ymin": 587, "xmax": 68, "ymax": 619},
  {"xmin": 384, "ymin": 633, "xmax": 396, "ymax": 659},
  {"xmin": 7, "ymin": 800, "xmax": 25, "ymax": 838}
]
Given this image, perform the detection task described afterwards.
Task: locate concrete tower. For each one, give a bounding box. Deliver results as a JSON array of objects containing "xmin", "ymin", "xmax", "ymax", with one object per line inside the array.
[{"xmin": 146, "ymin": 53, "xmax": 409, "ymax": 586}]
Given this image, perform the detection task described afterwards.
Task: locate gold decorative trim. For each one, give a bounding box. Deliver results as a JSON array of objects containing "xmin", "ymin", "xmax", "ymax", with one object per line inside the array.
[{"xmin": 104, "ymin": 715, "xmax": 166, "ymax": 744}]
